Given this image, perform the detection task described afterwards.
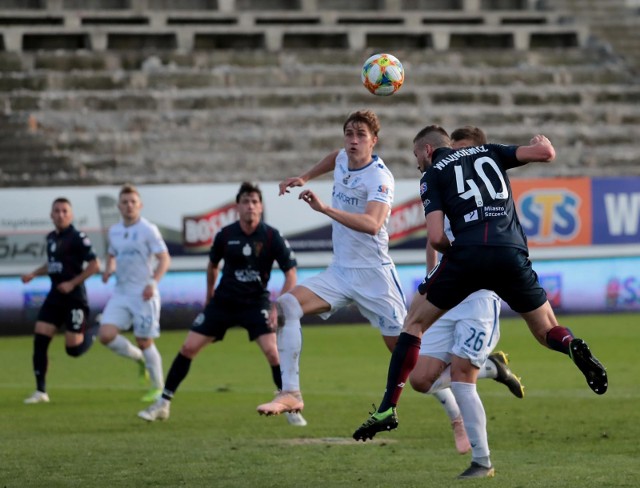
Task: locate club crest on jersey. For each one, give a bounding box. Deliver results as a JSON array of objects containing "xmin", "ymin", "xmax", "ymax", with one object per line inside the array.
[
  {"xmin": 342, "ymin": 174, "xmax": 351, "ymax": 185},
  {"xmin": 254, "ymin": 242, "xmax": 263, "ymax": 257},
  {"xmin": 49, "ymin": 241, "xmax": 56, "ymax": 253},
  {"xmin": 242, "ymin": 243, "xmax": 251, "ymax": 256}
]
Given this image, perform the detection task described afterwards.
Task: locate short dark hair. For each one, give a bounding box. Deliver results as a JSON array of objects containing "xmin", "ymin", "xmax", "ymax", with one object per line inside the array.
[
  {"xmin": 451, "ymin": 126, "xmax": 487, "ymax": 145},
  {"xmin": 236, "ymin": 182, "xmax": 262, "ymax": 203},
  {"xmin": 52, "ymin": 197, "xmax": 71, "ymax": 208},
  {"xmin": 413, "ymin": 125, "xmax": 451, "ymax": 148}
]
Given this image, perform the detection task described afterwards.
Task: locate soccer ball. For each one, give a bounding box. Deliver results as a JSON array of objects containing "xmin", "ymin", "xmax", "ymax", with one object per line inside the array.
[{"xmin": 361, "ymin": 53, "xmax": 405, "ymax": 96}]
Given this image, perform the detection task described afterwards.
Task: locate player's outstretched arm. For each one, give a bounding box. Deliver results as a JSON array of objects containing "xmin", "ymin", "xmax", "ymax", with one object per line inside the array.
[
  {"xmin": 21, "ymin": 263, "xmax": 48, "ymax": 284},
  {"xmin": 516, "ymin": 135, "xmax": 556, "ymax": 164},
  {"xmin": 278, "ymin": 150, "xmax": 340, "ymax": 195}
]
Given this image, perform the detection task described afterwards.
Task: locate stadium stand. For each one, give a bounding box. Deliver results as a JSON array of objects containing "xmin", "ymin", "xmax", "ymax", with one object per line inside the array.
[{"xmin": 0, "ymin": 0, "xmax": 638, "ymax": 185}]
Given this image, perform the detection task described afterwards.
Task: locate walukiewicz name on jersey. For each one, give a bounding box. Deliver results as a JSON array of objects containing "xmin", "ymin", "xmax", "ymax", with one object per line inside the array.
[{"xmin": 434, "ymin": 145, "xmax": 489, "ymax": 170}]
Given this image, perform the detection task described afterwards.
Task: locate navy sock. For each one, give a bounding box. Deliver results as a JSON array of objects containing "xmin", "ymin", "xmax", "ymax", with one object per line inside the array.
[
  {"xmin": 162, "ymin": 353, "xmax": 192, "ymax": 400},
  {"xmin": 272, "ymin": 364, "xmax": 283, "ymax": 391},
  {"xmin": 33, "ymin": 333, "xmax": 51, "ymax": 392}
]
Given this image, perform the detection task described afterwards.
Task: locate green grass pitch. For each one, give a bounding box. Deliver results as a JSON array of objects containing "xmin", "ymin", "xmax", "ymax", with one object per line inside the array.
[{"xmin": 1, "ymin": 313, "xmax": 639, "ymax": 487}]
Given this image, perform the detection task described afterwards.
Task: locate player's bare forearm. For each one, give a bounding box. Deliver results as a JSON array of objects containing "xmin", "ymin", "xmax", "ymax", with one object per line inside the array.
[
  {"xmin": 280, "ymin": 268, "xmax": 297, "ymax": 295},
  {"xmin": 206, "ymin": 262, "xmax": 219, "ymax": 304},
  {"xmin": 102, "ymin": 255, "xmax": 116, "ymax": 283},
  {"xmin": 21, "ymin": 263, "xmax": 48, "ymax": 283},
  {"xmin": 426, "ymin": 240, "xmax": 438, "ymax": 273},
  {"xmin": 59, "ymin": 258, "xmax": 101, "ymax": 292},
  {"xmin": 280, "ymin": 150, "xmax": 340, "ymax": 195},
  {"xmin": 323, "ymin": 200, "xmax": 388, "ymax": 236},
  {"xmin": 152, "ymin": 251, "xmax": 171, "ymax": 283}
]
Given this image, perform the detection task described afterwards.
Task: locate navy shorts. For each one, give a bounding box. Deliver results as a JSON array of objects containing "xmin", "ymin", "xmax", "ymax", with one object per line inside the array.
[
  {"xmin": 420, "ymin": 245, "xmax": 547, "ymax": 314},
  {"xmin": 37, "ymin": 293, "xmax": 90, "ymax": 333},
  {"xmin": 190, "ymin": 297, "xmax": 273, "ymax": 341}
]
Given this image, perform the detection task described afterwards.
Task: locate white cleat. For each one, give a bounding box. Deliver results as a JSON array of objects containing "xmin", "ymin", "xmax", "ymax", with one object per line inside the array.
[
  {"xmin": 138, "ymin": 398, "xmax": 170, "ymax": 422},
  {"xmin": 24, "ymin": 391, "xmax": 50, "ymax": 404},
  {"xmin": 285, "ymin": 411, "xmax": 308, "ymax": 427}
]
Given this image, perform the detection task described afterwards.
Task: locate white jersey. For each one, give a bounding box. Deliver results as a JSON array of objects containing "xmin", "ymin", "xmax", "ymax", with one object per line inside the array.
[
  {"xmin": 108, "ymin": 217, "xmax": 168, "ymax": 294},
  {"xmin": 331, "ymin": 149, "xmax": 394, "ymax": 268}
]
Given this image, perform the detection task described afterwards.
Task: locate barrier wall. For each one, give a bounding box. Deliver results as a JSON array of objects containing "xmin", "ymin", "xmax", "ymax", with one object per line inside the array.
[{"xmin": 1, "ymin": 176, "xmax": 639, "ymax": 333}]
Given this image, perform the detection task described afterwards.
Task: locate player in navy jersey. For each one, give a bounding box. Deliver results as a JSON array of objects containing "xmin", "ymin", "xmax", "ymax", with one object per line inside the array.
[
  {"xmin": 138, "ymin": 182, "xmax": 306, "ymax": 425},
  {"xmin": 353, "ymin": 125, "xmax": 608, "ymax": 451},
  {"xmin": 21, "ymin": 198, "xmax": 100, "ymax": 404}
]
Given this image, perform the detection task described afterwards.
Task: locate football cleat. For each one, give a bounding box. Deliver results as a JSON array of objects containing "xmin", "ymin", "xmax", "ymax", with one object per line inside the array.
[
  {"xmin": 457, "ymin": 462, "xmax": 495, "ymax": 479},
  {"xmin": 352, "ymin": 405, "xmax": 398, "ymax": 441},
  {"xmin": 24, "ymin": 391, "xmax": 50, "ymax": 404},
  {"xmin": 141, "ymin": 388, "xmax": 163, "ymax": 402},
  {"xmin": 451, "ymin": 416, "xmax": 471, "ymax": 454},
  {"xmin": 488, "ymin": 351, "xmax": 525, "ymax": 399},
  {"xmin": 138, "ymin": 398, "xmax": 170, "ymax": 422},
  {"xmin": 569, "ymin": 339, "xmax": 608, "ymax": 395},
  {"xmin": 257, "ymin": 390, "xmax": 304, "ymax": 416},
  {"xmin": 285, "ymin": 411, "xmax": 308, "ymax": 427}
]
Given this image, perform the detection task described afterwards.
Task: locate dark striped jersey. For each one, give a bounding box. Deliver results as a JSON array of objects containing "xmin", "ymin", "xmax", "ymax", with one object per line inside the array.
[
  {"xmin": 45, "ymin": 224, "xmax": 97, "ymax": 303},
  {"xmin": 420, "ymin": 144, "xmax": 529, "ymax": 251},
  {"xmin": 210, "ymin": 221, "xmax": 296, "ymax": 303}
]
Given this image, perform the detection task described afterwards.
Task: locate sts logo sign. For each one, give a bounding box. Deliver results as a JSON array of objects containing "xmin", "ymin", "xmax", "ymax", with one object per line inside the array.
[{"xmin": 512, "ymin": 178, "xmax": 591, "ymax": 247}]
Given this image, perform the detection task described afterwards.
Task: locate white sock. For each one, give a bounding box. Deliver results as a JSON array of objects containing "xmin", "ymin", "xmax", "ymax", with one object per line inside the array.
[
  {"xmin": 478, "ymin": 358, "xmax": 498, "ymax": 379},
  {"xmin": 431, "ymin": 388, "xmax": 461, "ymax": 421},
  {"xmin": 427, "ymin": 364, "xmax": 452, "ymax": 393},
  {"xmin": 106, "ymin": 335, "xmax": 143, "ymax": 361},
  {"xmin": 451, "ymin": 382, "xmax": 491, "ymax": 465},
  {"xmin": 277, "ymin": 294, "xmax": 304, "ymax": 392},
  {"xmin": 142, "ymin": 343, "xmax": 164, "ymax": 389}
]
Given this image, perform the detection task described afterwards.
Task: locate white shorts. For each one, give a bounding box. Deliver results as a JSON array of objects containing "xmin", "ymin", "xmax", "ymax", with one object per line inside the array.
[
  {"xmin": 419, "ymin": 295, "xmax": 501, "ymax": 368},
  {"xmin": 302, "ymin": 263, "xmax": 406, "ymax": 336},
  {"xmin": 100, "ymin": 291, "xmax": 161, "ymax": 339}
]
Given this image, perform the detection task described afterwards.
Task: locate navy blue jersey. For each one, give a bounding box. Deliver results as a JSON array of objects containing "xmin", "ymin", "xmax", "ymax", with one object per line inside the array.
[
  {"xmin": 209, "ymin": 221, "xmax": 296, "ymax": 304},
  {"xmin": 420, "ymin": 144, "xmax": 528, "ymax": 251},
  {"xmin": 45, "ymin": 224, "xmax": 98, "ymax": 303}
]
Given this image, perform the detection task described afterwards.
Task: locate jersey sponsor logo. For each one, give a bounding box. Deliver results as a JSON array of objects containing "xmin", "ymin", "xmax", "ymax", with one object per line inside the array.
[
  {"xmin": 182, "ymin": 202, "xmax": 238, "ymax": 252},
  {"xmin": 420, "ymin": 181, "xmax": 427, "ymax": 194},
  {"xmin": 234, "ymin": 269, "xmax": 261, "ymax": 283},
  {"xmin": 377, "ymin": 184, "xmax": 390, "ymax": 195},
  {"xmin": 334, "ymin": 191, "xmax": 359, "ymax": 206}
]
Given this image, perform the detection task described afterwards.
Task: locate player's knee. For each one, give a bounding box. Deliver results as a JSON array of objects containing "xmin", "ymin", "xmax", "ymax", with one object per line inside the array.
[
  {"xmin": 98, "ymin": 327, "xmax": 114, "ymax": 345},
  {"xmin": 277, "ymin": 293, "xmax": 303, "ymax": 323},
  {"xmin": 65, "ymin": 345, "xmax": 84, "ymax": 357},
  {"xmin": 409, "ymin": 373, "xmax": 433, "ymax": 393}
]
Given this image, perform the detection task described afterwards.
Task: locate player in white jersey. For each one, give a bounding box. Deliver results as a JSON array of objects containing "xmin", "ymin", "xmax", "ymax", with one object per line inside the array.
[
  {"xmin": 407, "ymin": 126, "xmax": 524, "ymax": 479},
  {"xmin": 257, "ymin": 110, "xmax": 407, "ymax": 416},
  {"xmin": 98, "ymin": 184, "xmax": 171, "ymax": 402}
]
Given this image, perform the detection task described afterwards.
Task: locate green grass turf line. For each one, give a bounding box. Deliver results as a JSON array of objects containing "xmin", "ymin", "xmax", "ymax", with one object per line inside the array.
[{"xmin": 1, "ymin": 313, "xmax": 639, "ymax": 487}]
